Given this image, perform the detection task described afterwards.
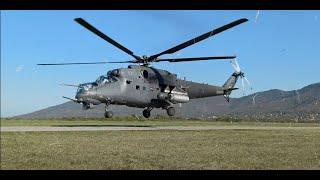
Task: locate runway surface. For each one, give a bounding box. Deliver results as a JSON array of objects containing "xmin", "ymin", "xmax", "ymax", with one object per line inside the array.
[{"xmin": 1, "ymin": 125, "xmax": 320, "ymax": 132}]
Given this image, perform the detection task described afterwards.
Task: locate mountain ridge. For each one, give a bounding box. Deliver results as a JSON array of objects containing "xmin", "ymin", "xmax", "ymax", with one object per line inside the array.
[{"xmin": 14, "ymin": 82, "xmax": 320, "ymax": 121}]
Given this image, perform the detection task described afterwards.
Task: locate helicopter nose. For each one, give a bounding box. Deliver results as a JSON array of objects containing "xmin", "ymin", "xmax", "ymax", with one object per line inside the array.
[
  {"xmin": 75, "ymin": 86, "xmax": 97, "ymax": 101},
  {"xmin": 75, "ymin": 86, "xmax": 88, "ymax": 99},
  {"xmin": 75, "ymin": 89, "xmax": 101, "ymax": 105},
  {"xmin": 75, "ymin": 91, "xmax": 86, "ymax": 101}
]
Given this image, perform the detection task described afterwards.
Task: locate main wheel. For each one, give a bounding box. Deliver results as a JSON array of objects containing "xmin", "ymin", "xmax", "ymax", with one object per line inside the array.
[
  {"xmin": 167, "ymin": 107, "xmax": 175, "ymax": 116},
  {"xmin": 143, "ymin": 109, "xmax": 151, "ymax": 118},
  {"xmin": 104, "ymin": 111, "xmax": 113, "ymax": 118}
]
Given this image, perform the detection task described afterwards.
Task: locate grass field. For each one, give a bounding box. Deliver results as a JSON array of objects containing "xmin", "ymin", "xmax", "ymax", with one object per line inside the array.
[
  {"xmin": 1, "ymin": 118, "xmax": 320, "ymax": 170},
  {"xmin": 1, "ymin": 117, "xmax": 319, "ymax": 127}
]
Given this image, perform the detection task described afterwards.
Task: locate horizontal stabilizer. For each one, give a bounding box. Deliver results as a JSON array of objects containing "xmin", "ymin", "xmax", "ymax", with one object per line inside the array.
[{"xmin": 224, "ymin": 87, "xmax": 239, "ymax": 92}]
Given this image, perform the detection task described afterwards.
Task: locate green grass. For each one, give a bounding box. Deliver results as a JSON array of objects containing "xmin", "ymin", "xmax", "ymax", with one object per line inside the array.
[
  {"xmin": 1, "ymin": 117, "xmax": 319, "ymax": 127},
  {"xmin": 1, "ymin": 118, "xmax": 319, "ymax": 169},
  {"xmin": 0, "ymin": 117, "xmax": 216, "ymax": 127},
  {"xmin": 1, "ymin": 121, "xmax": 320, "ymax": 169}
]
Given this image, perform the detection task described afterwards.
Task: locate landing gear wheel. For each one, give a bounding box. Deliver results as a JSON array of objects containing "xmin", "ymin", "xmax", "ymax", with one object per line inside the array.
[
  {"xmin": 104, "ymin": 111, "xmax": 113, "ymax": 118},
  {"xmin": 143, "ymin": 109, "xmax": 151, "ymax": 118},
  {"xmin": 167, "ymin": 107, "xmax": 175, "ymax": 116}
]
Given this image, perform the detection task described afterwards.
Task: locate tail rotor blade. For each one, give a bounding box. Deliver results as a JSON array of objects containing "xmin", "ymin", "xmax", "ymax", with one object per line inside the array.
[
  {"xmin": 243, "ymin": 76, "xmax": 252, "ymax": 90},
  {"xmin": 241, "ymin": 77, "xmax": 245, "ymax": 95},
  {"xmin": 230, "ymin": 59, "xmax": 241, "ymax": 73},
  {"xmin": 230, "ymin": 58, "xmax": 251, "ymax": 95},
  {"xmin": 230, "ymin": 60, "xmax": 238, "ymax": 72},
  {"xmin": 234, "ymin": 59, "xmax": 241, "ymax": 71}
]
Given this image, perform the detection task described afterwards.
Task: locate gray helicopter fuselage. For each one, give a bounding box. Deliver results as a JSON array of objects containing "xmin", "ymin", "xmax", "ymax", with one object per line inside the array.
[
  {"xmin": 75, "ymin": 65, "xmax": 234, "ymax": 109},
  {"xmin": 38, "ymin": 17, "xmax": 248, "ymax": 118}
]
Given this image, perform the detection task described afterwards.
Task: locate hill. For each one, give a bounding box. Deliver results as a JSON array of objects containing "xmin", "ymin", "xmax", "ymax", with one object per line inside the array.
[{"xmin": 14, "ymin": 83, "xmax": 320, "ymax": 121}]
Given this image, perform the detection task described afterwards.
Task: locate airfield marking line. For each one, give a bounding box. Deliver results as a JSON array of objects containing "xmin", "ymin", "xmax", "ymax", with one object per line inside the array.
[{"xmin": 1, "ymin": 126, "xmax": 320, "ymax": 132}]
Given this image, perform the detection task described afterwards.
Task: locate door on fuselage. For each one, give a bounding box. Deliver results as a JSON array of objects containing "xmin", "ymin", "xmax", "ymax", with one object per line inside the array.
[{"xmin": 124, "ymin": 79, "xmax": 152, "ymax": 106}]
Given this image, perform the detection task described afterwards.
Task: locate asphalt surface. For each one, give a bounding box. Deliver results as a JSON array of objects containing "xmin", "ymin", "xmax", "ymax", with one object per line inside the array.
[{"xmin": 1, "ymin": 126, "xmax": 320, "ymax": 132}]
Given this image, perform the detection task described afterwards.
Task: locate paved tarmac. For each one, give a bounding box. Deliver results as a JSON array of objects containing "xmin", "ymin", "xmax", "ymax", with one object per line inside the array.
[{"xmin": 1, "ymin": 125, "xmax": 320, "ymax": 132}]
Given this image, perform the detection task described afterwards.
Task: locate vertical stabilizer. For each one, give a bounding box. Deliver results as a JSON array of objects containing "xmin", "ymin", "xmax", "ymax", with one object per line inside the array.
[{"xmin": 222, "ymin": 58, "xmax": 250, "ymax": 100}]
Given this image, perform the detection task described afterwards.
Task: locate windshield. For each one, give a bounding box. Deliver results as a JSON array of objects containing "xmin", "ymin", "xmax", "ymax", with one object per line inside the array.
[
  {"xmin": 95, "ymin": 75, "xmax": 109, "ymax": 84},
  {"xmin": 77, "ymin": 83, "xmax": 92, "ymax": 94},
  {"xmin": 77, "ymin": 86, "xmax": 84, "ymax": 94},
  {"xmin": 95, "ymin": 74, "xmax": 117, "ymax": 85}
]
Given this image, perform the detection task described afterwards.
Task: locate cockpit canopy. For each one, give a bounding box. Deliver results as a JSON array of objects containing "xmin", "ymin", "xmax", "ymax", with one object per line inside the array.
[
  {"xmin": 77, "ymin": 82, "xmax": 93, "ymax": 94},
  {"xmin": 108, "ymin": 69, "xmax": 121, "ymax": 77},
  {"xmin": 95, "ymin": 75, "xmax": 110, "ymax": 85},
  {"xmin": 95, "ymin": 69, "xmax": 120, "ymax": 85},
  {"xmin": 77, "ymin": 69, "xmax": 120, "ymax": 95}
]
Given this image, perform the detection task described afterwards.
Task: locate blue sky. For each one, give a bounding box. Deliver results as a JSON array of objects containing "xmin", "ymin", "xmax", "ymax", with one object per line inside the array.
[{"xmin": 1, "ymin": 10, "xmax": 320, "ymax": 117}]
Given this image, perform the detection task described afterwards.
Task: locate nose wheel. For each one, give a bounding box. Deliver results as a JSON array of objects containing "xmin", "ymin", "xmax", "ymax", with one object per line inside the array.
[
  {"xmin": 104, "ymin": 103, "xmax": 113, "ymax": 118},
  {"xmin": 104, "ymin": 111, "xmax": 113, "ymax": 118},
  {"xmin": 142, "ymin": 107, "xmax": 153, "ymax": 118}
]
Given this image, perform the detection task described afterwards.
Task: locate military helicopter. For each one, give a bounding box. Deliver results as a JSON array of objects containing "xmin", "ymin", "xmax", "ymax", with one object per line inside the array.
[{"xmin": 38, "ymin": 17, "xmax": 249, "ymax": 118}]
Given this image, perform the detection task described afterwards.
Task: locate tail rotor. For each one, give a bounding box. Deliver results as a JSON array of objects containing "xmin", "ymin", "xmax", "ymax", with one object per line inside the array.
[
  {"xmin": 230, "ymin": 58, "xmax": 252, "ymax": 95},
  {"xmin": 230, "ymin": 58, "xmax": 241, "ymax": 73}
]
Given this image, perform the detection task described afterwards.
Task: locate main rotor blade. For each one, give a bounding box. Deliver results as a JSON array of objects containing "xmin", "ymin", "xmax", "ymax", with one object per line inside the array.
[
  {"xmin": 60, "ymin": 84, "xmax": 80, "ymax": 87},
  {"xmin": 155, "ymin": 56, "xmax": 236, "ymax": 63},
  {"xmin": 149, "ymin": 18, "xmax": 248, "ymax": 60},
  {"xmin": 107, "ymin": 60, "xmax": 137, "ymax": 63},
  {"xmin": 37, "ymin": 62, "xmax": 109, "ymax": 65},
  {"xmin": 74, "ymin": 18, "xmax": 141, "ymax": 61},
  {"xmin": 37, "ymin": 61, "xmax": 135, "ymax": 66}
]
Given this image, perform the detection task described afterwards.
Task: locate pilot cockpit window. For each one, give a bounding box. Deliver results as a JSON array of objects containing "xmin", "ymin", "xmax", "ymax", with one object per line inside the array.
[
  {"xmin": 107, "ymin": 69, "xmax": 120, "ymax": 77},
  {"xmin": 95, "ymin": 75, "xmax": 110, "ymax": 85},
  {"xmin": 95, "ymin": 74, "xmax": 118, "ymax": 85}
]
